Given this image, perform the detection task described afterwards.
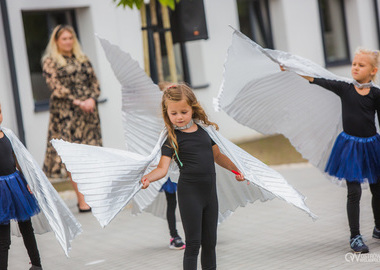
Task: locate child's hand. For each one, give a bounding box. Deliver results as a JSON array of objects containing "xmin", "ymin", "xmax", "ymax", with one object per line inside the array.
[
  {"xmin": 234, "ymin": 171, "xmax": 245, "ymax": 181},
  {"xmin": 141, "ymin": 177, "xmax": 150, "ymax": 189},
  {"xmin": 27, "ymin": 185, "xmax": 33, "ymax": 194}
]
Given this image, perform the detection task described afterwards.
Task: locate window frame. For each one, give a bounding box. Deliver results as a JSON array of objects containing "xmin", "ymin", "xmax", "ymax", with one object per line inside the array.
[
  {"xmin": 374, "ymin": 0, "xmax": 380, "ymax": 48},
  {"xmin": 236, "ymin": 0, "xmax": 274, "ymax": 49},
  {"xmin": 318, "ymin": 0, "xmax": 351, "ymax": 67},
  {"xmin": 22, "ymin": 9, "xmax": 79, "ymax": 112}
]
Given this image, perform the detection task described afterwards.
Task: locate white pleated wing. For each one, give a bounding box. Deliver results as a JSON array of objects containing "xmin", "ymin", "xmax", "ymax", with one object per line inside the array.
[
  {"xmin": 97, "ymin": 37, "xmax": 177, "ymax": 215},
  {"xmin": 3, "ymin": 128, "xmax": 82, "ymax": 257},
  {"xmin": 215, "ymin": 29, "xmax": 348, "ymax": 171},
  {"xmin": 97, "ymin": 36, "xmax": 162, "ymax": 155},
  {"xmin": 203, "ymin": 125, "xmax": 316, "ymax": 220},
  {"xmin": 51, "ymin": 131, "xmax": 168, "ymax": 228}
]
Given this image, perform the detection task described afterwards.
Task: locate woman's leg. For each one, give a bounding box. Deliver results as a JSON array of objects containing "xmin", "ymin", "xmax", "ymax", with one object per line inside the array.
[
  {"xmin": 346, "ymin": 181, "xmax": 362, "ymax": 238},
  {"xmin": 0, "ymin": 223, "xmax": 11, "ymax": 270},
  {"xmin": 68, "ymin": 172, "xmax": 90, "ymax": 211},
  {"xmin": 165, "ymin": 191, "xmax": 179, "ymax": 238},
  {"xmin": 18, "ymin": 220, "xmax": 41, "ymax": 267}
]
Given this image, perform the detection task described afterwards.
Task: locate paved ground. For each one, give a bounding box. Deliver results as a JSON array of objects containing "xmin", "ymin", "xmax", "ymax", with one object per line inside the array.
[{"xmin": 8, "ymin": 163, "xmax": 380, "ymax": 269}]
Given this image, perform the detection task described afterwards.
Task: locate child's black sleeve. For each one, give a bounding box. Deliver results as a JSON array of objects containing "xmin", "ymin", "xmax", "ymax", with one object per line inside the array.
[
  {"xmin": 310, "ymin": 78, "xmax": 345, "ymax": 96},
  {"xmin": 161, "ymin": 138, "xmax": 174, "ymax": 157}
]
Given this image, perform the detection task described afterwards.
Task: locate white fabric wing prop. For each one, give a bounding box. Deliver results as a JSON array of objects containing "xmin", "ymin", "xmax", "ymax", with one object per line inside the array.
[
  {"xmin": 52, "ymin": 131, "xmax": 168, "ymax": 228},
  {"xmin": 52, "ymin": 36, "xmax": 316, "ymax": 228},
  {"xmin": 97, "ymin": 36, "xmax": 177, "ymax": 216},
  {"xmin": 2, "ymin": 128, "xmax": 82, "ymax": 257},
  {"xmin": 215, "ymin": 28, "xmax": 350, "ymax": 173}
]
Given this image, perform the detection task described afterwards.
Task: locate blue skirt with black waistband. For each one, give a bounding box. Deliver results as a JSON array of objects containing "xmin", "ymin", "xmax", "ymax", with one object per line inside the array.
[
  {"xmin": 325, "ymin": 132, "xmax": 380, "ymax": 184},
  {"xmin": 0, "ymin": 170, "xmax": 40, "ymax": 224}
]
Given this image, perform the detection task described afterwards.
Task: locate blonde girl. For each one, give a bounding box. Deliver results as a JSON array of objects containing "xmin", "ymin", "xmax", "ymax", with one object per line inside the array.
[
  {"xmin": 0, "ymin": 103, "xmax": 42, "ymax": 270},
  {"xmin": 141, "ymin": 83, "xmax": 244, "ymax": 270},
  {"xmin": 296, "ymin": 48, "xmax": 380, "ymax": 253}
]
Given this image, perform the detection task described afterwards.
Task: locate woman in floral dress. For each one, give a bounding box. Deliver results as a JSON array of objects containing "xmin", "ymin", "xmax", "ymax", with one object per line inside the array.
[{"xmin": 41, "ymin": 24, "xmax": 102, "ymax": 212}]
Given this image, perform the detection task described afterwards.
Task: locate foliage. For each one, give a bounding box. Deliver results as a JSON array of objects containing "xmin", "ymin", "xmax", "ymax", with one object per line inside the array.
[{"xmin": 113, "ymin": 0, "xmax": 180, "ymax": 10}]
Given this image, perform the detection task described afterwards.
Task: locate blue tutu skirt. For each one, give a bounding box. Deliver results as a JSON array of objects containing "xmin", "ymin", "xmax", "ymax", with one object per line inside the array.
[
  {"xmin": 160, "ymin": 178, "xmax": 177, "ymax": 194},
  {"xmin": 0, "ymin": 171, "xmax": 40, "ymax": 224},
  {"xmin": 325, "ymin": 132, "xmax": 380, "ymax": 183}
]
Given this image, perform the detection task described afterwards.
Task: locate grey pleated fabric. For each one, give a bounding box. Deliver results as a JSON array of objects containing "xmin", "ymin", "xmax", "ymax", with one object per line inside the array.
[
  {"xmin": 52, "ymin": 131, "xmax": 169, "ymax": 228},
  {"xmin": 97, "ymin": 37, "xmax": 179, "ymax": 217},
  {"xmin": 215, "ymin": 28, "xmax": 362, "ymax": 176},
  {"xmin": 2, "ymin": 127, "xmax": 82, "ymax": 257}
]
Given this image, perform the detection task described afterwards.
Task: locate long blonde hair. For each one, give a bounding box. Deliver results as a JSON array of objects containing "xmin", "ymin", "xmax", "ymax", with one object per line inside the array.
[
  {"xmin": 160, "ymin": 82, "xmax": 218, "ymax": 155},
  {"xmin": 41, "ymin": 24, "xmax": 87, "ymax": 67},
  {"xmin": 354, "ymin": 47, "xmax": 380, "ymax": 83}
]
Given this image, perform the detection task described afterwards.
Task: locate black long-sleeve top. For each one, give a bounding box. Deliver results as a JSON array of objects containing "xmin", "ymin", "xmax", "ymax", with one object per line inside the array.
[
  {"xmin": 311, "ymin": 78, "xmax": 380, "ymax": 137},
  {"xmin": 0, "ymin": 134, "xmax": 16, "ymax": 176}
]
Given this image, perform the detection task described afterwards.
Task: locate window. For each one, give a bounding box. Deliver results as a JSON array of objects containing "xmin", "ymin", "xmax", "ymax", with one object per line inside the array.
[
  {"xmin": 318, "ymin": 0, "xmax": 350, "ymax": 66},
  {"xmin": 145, "ymin": 3, "xmax": 185, "ymax": 84},
  {"xmin": 144, "ymin": 2, "xmax": 209, "ymax": 88},
  {"xmin": 236, "ymin": 0, "xmax": 274, "ymax": 49},
  {"xmin": 374, "ymin": 0, "xmax": 380, "ymax": 48},
  {"xmin": 22, "ymin": 10, "xmax": 78, "ymax": 112}
]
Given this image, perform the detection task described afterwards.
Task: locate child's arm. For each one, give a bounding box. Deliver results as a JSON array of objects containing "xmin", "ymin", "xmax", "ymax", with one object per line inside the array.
[
  {"xmin": 212, "ymin": 145, "xmax": 245, "ymax": 182},
  {"xmin": 141, "ymin": 155, "xmax": 172, "ymax": 189},
  {"xmin": 280, "ymin": 65, "xmax": 314, "ymax": 82},
  {"xmin": 43, "ymin": 58, "xmax": 75, "ymax": 101}
]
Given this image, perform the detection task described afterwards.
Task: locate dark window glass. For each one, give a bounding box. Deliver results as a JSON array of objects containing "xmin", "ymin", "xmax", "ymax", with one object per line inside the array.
[
  {"xmin": 144, "ymin": 4, "xmax": 185, "ymax": 84},
  {"xmin": 237, "ymin": 0, "xmax": 274, "ymax": 48},
  {"xmin": 318, "ymin": 0, "xmax": 350, "ymax": 66},
  {"xmin": 374, "ymin": 0, "xmax": 380, "ymax": 48},
  {"xmin": 22, "ymin": 10, "xmax": 78, "ymax": 112}
]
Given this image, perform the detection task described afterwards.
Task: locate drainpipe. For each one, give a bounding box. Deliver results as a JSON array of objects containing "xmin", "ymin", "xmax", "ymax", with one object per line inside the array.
[{"xmin": 0, "ymin": 0, "xmax": 26, "ymax": 145}]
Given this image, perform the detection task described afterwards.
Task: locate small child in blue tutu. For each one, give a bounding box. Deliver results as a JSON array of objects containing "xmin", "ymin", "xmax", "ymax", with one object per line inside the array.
[
  {"xmin": 160, "ymin": 178, "xmax": 186, "ymax": 250},
  {"xmin": 0, "ymin": 103, "xmax": 43, "ymax": 270},
  {"xmin": 292, "ymin": 48, "xmax": 380, "ymax": 253}
]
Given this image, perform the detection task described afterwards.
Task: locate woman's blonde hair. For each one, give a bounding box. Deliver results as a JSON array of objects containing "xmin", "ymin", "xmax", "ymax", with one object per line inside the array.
[
  {"xmin": 160, "ymin": 82, "xmax": 218, "ymax": 156},
  {"xmin": 355, "ymin": 47, "xmax": 380, "ymax": 82},
  {"xmin": 41, "ymin": 24, "xmax": 87, "ymax": 67}
]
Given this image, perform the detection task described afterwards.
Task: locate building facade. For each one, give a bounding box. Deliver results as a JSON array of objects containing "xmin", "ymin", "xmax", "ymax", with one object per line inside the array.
[{"xmin": 1, "ymin": 0, "xmax": 379, "ymax": 165}]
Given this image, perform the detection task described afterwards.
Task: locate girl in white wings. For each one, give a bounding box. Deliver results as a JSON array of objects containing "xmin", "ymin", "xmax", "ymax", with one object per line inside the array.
[
  {"xmin": 0, "ymin": 103, "xmax": 81, "ymax": 269},
  {"xmin": 0, "ymin": 104, "xmax": 42, "ymax": 269},
  {"xmin": 141, "ymin": 83, "xmax": 245, "ymax": 270},
  {"xmin": 287, "ymin": 48, "xmax": 380, "ymax": 253},
  {"xmin": 216, "ymin": 28, "xmax": 380, "ymax": 254}
]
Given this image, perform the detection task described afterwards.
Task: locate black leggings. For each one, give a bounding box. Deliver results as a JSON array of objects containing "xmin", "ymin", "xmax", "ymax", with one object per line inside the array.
[
  {"xmin": 178, "ymin": 173, "xmax": 218, "ymax": 270},
  {"xmin": 346, "ymin": 181, "xmax": 380, "ymax": 238},
  {"xmin": 0, "ymin": 219, "xmax": 41, "ymax": 270},
  {"xmin": 165, "ymin": 191, "xmax": 179, "ymax": 238}
]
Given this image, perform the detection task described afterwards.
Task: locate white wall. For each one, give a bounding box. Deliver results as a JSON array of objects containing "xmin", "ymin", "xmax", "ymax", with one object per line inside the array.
[
  {"xmin": 3, "ymin": 0, "xmax": 380, "ymax": 165},
  {"xmin": 272, "ymin": 0, "xmax": 325, "ymax": 64},
  {"xmin": 0, "ymin": 8, "xmax": 17, "ymax": 133},
  {"xmin": 197, "ymin": 0, "xmax": 261, "ymax": 142}
]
